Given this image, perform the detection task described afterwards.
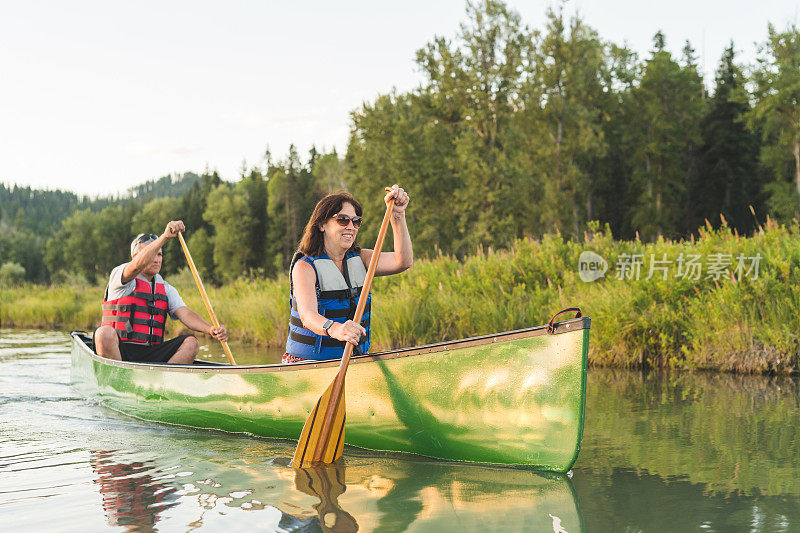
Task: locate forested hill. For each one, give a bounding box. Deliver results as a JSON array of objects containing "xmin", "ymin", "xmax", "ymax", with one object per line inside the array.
[
  {"xmin": 0, "ymin": 172, "xmax": 200, "ymax": 232},
  {"xmin": 0, "ymin": 172, "xmax": 205, "ymax": 282},
  {"xmin": 0, "ymin": 185, "xmax": 100, "ymax": 236},
  {"xmin": 126, "ymin": 172, "xmax": 201, "ymax": 199}
]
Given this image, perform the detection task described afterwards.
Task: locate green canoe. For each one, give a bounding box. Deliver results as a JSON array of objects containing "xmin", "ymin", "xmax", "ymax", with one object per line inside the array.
[{"xmin": 70, "ymin": 312, "xmax": 589, "ymax": 472}]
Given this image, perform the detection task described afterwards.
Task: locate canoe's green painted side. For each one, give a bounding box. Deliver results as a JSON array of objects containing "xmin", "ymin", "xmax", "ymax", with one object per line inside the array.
[{"xmin": 70, "ymin": 318, "xmax": 589, "ymax": 472}]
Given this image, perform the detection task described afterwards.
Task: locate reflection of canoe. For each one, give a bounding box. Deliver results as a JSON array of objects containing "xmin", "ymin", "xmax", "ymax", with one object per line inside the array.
[
  {"xmin": 70, "ymin": 314, "xmax": 589, "ymax": 472},
  {"xmin": 290, "ymin": 457, "xmax": 584, "ymax": 532},
  {"xmin": 84, "ymin": 438, "xmax": 584, "ymax": 531}
]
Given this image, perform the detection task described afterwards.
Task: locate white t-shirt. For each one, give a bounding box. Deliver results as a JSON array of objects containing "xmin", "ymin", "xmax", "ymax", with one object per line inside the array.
[{"xmin": 106, "ymin": 263, "xmax": 186, "ymax": 319}]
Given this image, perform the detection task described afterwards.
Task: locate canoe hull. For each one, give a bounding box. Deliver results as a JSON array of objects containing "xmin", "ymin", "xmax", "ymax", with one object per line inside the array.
[{"xmin": 71, "ymin": 318, "xmax": 589, "ymax": 472}]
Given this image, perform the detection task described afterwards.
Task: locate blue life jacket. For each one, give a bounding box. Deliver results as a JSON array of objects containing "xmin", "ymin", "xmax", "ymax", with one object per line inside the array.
[{"xmin": 285, "ymin": 251, "xmax": 371, "ymax": 360}]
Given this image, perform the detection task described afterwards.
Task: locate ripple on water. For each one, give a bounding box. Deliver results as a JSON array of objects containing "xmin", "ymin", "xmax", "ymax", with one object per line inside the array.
[
  {"xmin": 2, "ymin": 330, "xmax": 584, "ymax": 532},
  {"xmin": 4, "ymin": 330, "xmax": 800, "ymax": 532}
]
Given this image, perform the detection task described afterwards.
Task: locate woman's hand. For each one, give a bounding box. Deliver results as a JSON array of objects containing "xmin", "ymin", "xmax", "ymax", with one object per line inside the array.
[
  {"xmin": 329, "ymin": 320, "xmax": 366, "ymax": 345},
  {"xmin": 385, "ymin": 184, "xmax": 410, "ymax": 215}
]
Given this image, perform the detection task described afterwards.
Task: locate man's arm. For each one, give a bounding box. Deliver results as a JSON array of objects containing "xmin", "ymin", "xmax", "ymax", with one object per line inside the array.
[
  {"xmin": 173, "ymin": 306, "xmax": 228, "ymax": 341},
  {"xmin": 122, "ymin": 220, "xmax": 184, "ymax": 284}
]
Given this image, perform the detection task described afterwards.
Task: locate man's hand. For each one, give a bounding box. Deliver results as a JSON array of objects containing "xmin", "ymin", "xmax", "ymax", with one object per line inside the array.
[
  {"xmin": 162, "ymin": 220, "xmax": 185, "ymax": 239},
  {"xmin": 209, "ymin": 324, "xmax": 228, "ymax": 342}
]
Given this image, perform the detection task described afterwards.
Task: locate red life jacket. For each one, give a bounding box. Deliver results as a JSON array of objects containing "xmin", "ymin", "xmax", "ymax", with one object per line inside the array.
[{"xmin": 101, "ymin": 277, "xmax": 169, "ymax": 344}]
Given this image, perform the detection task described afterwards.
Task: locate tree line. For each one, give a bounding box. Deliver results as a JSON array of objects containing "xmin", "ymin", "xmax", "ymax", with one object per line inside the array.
[
  {"xmin": 2, "ymin": 0, "xmax": 799, "ymax": 285},
  {"xmin": 347, "ymin": 2, "xmax": 799, "ymax": 254},
  {"xmin": 0, "ymin": 148, "xmax": 344, "ymax": 284}
]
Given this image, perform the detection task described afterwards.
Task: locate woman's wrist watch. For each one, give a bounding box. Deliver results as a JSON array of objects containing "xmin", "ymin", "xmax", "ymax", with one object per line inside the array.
[{"xmin": 322, "ymin": 319, "xmax": 334, "ymax": 337}]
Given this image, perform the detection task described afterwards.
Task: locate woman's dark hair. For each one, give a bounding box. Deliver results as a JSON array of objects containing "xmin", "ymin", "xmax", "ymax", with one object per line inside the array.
[{"xmin": 297, "ymin": 191, "xmax": 362, "ymax": 257}]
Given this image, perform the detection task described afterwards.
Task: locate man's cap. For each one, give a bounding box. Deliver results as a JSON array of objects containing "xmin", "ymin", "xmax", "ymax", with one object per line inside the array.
[{"xmin": 130, "ymin": 233, "xmax": 158, "ymax": 257}]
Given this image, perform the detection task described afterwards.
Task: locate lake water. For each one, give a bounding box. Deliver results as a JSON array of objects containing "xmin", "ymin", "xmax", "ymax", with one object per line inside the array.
[{"xmin": 1, "ymin": 329, "xmax": 798, "ymax": 532}]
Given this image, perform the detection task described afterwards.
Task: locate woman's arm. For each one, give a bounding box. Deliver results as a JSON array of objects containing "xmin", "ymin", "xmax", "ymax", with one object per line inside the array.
[
  {"xmin": 360, "ymin": 185, "xmax": 413, "ymax": 276},
  {"xmin": 293, "ymin": 260, "xmax": 365, "ymax": 345}
]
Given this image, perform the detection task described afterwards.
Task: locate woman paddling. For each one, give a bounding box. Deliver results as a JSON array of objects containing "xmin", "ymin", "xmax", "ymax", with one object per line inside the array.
[{"xmin": 283, "ymin": 185, "xmax": 412, "ymax": 363}]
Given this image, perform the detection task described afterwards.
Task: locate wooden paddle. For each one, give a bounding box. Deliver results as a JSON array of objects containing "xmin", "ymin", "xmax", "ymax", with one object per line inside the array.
[
  {"xmin": 177, "ymin": 232, "xmax": 237, "ymax": 365},
  {"xmin": 291, "ymin": 189, "xmax": 396, "ymax": 468}
]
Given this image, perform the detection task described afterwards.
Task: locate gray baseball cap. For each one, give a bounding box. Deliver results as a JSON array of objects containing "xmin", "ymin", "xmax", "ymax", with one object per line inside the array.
[{"xmin": 130, "ymin": 233, "xmax": 158, "ymax": 257}]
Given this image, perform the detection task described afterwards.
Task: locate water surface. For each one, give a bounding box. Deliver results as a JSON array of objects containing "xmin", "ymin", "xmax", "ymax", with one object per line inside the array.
[{"xmin": 1, "ymin": 329, "xmax": 798, "ymax": 532}]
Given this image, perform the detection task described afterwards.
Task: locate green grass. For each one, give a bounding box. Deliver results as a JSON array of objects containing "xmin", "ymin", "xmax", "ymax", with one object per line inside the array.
[{"xmin": 3, "ymin": 218, "xmax": 799, "ymax": 373}]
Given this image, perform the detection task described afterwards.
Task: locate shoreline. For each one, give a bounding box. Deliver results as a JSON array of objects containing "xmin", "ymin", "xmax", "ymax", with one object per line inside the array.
[{"xmin": 3, "ymin": 221, "xmax": 799, "ymax": 375}]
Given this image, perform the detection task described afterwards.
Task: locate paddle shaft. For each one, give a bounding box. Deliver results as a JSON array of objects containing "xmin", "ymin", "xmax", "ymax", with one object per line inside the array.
[
  {"xmin": 310, "ymin": 194, "xmax": 396, "ymax": 463},
  {"xmin": 177, "ymin": 232, "xmax": 237, "ymax": 365}
]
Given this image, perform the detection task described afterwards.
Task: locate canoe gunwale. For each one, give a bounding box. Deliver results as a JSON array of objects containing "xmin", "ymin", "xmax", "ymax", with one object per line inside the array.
[{"xmin": 71, "ymin": 316, "xmax": 590, "ymax": 374}]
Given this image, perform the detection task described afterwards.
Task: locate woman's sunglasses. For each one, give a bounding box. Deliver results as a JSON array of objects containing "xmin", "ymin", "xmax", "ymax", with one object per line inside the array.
[{"xmin": 332, "ymin": 214, "xmax": 363, "ymax": 228}]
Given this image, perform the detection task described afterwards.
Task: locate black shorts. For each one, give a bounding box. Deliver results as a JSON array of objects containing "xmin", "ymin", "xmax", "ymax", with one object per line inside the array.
[
  {"xmin": 119, "ymin": 335, "xmax": 194, "ymax": 363},
  {"xmin": 92, "ymin": 332, "xmax": 195, "ymax": 363}
]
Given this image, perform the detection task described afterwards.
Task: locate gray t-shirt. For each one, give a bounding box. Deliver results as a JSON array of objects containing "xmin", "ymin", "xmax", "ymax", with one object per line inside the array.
[{"xmin": 106, "ymin": 263, "xmax": 186, "ymax": 319}]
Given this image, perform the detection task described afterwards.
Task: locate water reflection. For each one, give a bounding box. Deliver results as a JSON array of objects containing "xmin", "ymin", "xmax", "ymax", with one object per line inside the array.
[
  {"xmin": 294, "ymin": 462, "xmax": 358, "ymax": 532},
  {"xmin": 577, "ymin": 369, "xmax": 800, "ymax": 497},
  {"xmin": 574, "ymin": 467, "xmax": 798, "ymax": 532},
  {"xmin": 81, "ymin": 441, "xmax": 582, "ymax": 532},
  {"xmin": 10, "ymin": 329, "xmax": 800, "ymax": 532},
  {"xmin": 573, "ymin": 368, "xmax": 800, "ymax": 532},
  {"xmin": 90, "ymin": 450, "xmax": 178, "ymax": 532},
  {"xmin": 70, "ymin": 366, "xmax": 800, "ymax": 532}
]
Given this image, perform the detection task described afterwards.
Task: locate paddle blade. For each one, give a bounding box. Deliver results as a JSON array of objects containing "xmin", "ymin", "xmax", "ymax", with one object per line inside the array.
[{"xmin": 292, "ymin": 381, "xmax": 346, "ymax": 468}]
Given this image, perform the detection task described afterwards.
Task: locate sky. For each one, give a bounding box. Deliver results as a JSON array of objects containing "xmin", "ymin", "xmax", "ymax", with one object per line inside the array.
[{"xmin": 1, "ymin": 0, "xmax": 798, "ymax": 197}]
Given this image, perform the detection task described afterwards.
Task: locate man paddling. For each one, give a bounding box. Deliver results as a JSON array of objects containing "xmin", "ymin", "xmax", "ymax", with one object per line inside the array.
[{"xmin": 93, "ymin": 220, "xmax": 227, "ymax": 364}]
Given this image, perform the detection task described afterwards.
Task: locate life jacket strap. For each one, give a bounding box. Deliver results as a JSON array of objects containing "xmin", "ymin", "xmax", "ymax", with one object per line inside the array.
[
  {"xmin": 316, "ymin": 286, "xmax": 362, "ymax": 301},
  {"xmin": 119, "ymin": 330, "xmax": 164, "ymax": 344},
  {"xmin": 289, "ymin": 330, "xmax": 367, "ymax": 348},
  {"xmin": 101, "ymin": 312, "xmax": 167, "ymax": 328},
  {"xmin": 102, "ymin": 303, "xmax": 169, "ymax": 316},
  {"xmin": 128, "ymin": 290, "xmax": 169, "ymax": 303}
]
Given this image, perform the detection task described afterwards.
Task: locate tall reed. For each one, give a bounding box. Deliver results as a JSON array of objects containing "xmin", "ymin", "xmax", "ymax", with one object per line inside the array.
[{"xmin": 2, "ymin": 219, "xmax": 798, "ymax": 373}]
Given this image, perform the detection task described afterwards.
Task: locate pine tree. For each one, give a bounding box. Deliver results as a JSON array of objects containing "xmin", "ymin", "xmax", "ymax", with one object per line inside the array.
[
  {"xmin": 180, "ymin": 171, "xmax": 223, "ymax": 235},
  {"xmin": 679, "ymin": 40, "xmax": 707, "ymax": 234},
  {"xmin": 696, "ymin": 43, "xmax": 761, "ymax": 232},
  {"xmin": 593, "ymin": 43, "xmax": 641, "ymax": 238},
  {"xmin": 266, "ymin": 145, "xmax": 320, "ymax": 273},
  {"xmin": 628, "ymin": 32, "xmax": 704, "ymax": 240},
  {"xmin": 237, "ymin": 169, "xmax": 269, "ymax": 273}
]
